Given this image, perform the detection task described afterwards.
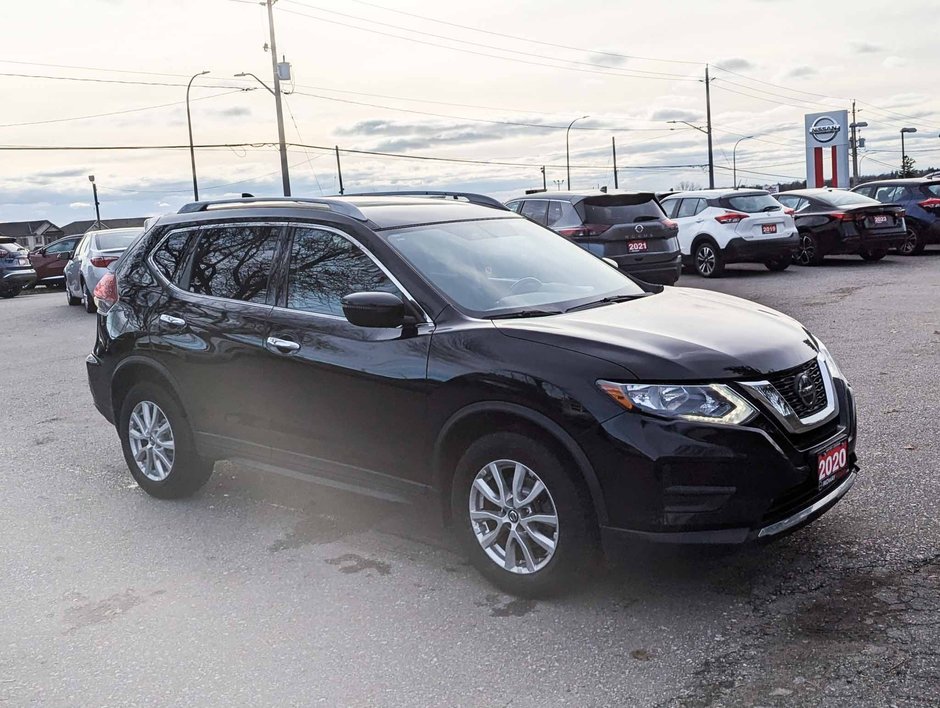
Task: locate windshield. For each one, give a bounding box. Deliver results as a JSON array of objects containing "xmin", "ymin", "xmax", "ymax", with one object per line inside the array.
[
  {"xmin": 819, "ymin": 190, "xmax": 880, "ymax": 207},
  {"xmin": 384, "ymin": 217, "xmax": 645, "ymax": 316},
  {"xmin": 725, "ymin": 193, "xmax": 782, "ymax": 213},
  {"xmin": 95, "ymin": 229, "xmax": 142, "ymax": 250}
]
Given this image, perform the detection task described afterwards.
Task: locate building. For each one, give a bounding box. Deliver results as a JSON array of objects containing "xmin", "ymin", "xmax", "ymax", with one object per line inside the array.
[
  {"xmin": 0, "ymin": 220, "xmax": 64, "ymax": 250},
  {"xmin": 60, "ymin": 217, "xmax": 150, "ymax": 236}
]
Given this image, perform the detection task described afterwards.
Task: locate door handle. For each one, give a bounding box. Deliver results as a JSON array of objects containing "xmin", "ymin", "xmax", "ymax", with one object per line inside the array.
[
  {"xmin": 159, "ymin": 314, "xmax": 186, "ymax": 328},
  {"xmin": 266, "ymin": 336, "xmax": 301, "ymax": 354}
]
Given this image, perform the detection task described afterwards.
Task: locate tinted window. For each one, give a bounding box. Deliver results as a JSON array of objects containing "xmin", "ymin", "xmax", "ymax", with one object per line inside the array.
[
  {"xmin": 506, "ymin": 201, "xmax": 523, "ymax": 213},
  {"xmin": 188, "ymin": 225, "xmax": 279, "ymax": 303},
  {"xmin": 661, "ymin": 199, "xmax": 680, "ymax": 218},
  {"xmin": 874, "ymin": 186, "xmax": 900, "ymax": 203},
  {"xmin": 286, "ymin": 227, "xmax": 399, "ymax": 317},
  {"xmin": 520, "ymin": 200, "xmax": 549, "ymax": 225},
  {"xmin": 95, "ymin": 229, "xmax": 142, "ymax": 250},
  {"xmin": 854, "ymin": 186, "xmax": 874, "ymax": 198},
  {"xmin": 46, "ymin": 239, "xmax": 75, "ymax": 254},
  {"xmin": 676, "ymin": 198, "xmax": 702, "ymax": 218},
  {"xmin": 152, "ymin": 229, "xmax": 196, "ymax": 284},
  {"xmin": 725, "ymin": 193, "xmax": 782, "ymax": 213},
  {"xmin": 817, "ymin": 190, "xmax": 881, "ymax": 207},
  {"xmin": 581, "ymin": 195, "xmax": 664, "ymax": 224}
]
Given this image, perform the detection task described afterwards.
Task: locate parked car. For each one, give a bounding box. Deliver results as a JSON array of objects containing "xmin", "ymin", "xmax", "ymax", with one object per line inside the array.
[
  {"xmin": 659, "ymin": 189, "xmax": 799, "ymax": 277},
  {"xmin": 65, "ymin": 227, "xmax": 144, "ymax": 312},
  {"xmin": 87, "ymin": 194, "xmax": 858, "ymax": 596},
  {"xmin": 850, "ymin": 178, "xmax": 940, "ymax": 255},
  {"xmin": 0, "ymin": 237, "xmax": 36, "ymax": 298},
  {"xmin": 28, "ymin": 235, "xmax": 82, "ymax": 288},
  {"xmin": 505, "ymin": 191, "xmax": 681, "ymax": 285},
  {"xmin": 776, "ymin": 189, "xmax": 907, "ymax": 265}
]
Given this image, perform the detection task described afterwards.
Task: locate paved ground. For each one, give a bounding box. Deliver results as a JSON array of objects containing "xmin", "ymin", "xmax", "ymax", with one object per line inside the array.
[{"xmin": 1, "ymin": 253, "xmax": 938, "ymax": 707}]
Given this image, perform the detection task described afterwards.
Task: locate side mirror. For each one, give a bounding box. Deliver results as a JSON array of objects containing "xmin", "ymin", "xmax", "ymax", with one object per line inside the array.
[{"xmin": 341, "ymin": 291, "xmax": 407, "ymax": 328}]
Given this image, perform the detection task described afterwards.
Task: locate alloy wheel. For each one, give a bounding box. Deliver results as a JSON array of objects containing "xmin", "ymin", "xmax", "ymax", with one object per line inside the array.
[
  {"xmin": 128, "ymin": 401, "xmax": 176, "ymax": 481},
  {"xmin": 796, "ymin": 233, "xmax": 816, "ymax": 265},
  {"xmin": 468, "ymin": 459, "xmax": 559, "ymax": 575},
  {"xmin": 898, "ymin": 228, "xmax": 918, "ymax": 255},
  {"xmin": 696, "ymin": 245, "xmax": 716, "ymax": 276}
]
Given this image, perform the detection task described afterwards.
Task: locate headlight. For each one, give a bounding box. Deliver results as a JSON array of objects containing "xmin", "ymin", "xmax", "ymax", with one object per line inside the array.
[
  {"xmin": 814, "ymin": 337, "xmax": 845, "ymax": 381},
  {"xmin": 597, "ymin": 381, "xmax": 757, "ymax": 425}
]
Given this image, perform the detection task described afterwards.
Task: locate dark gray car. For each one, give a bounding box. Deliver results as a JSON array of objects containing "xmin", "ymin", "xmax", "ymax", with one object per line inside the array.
[
  {"xmin": 0, "ymin": 238, "xmax": 36, "ymax": 298},
  {"xmin": 506, "ymin": 191, "xmax": 682, "ymax": 285}
]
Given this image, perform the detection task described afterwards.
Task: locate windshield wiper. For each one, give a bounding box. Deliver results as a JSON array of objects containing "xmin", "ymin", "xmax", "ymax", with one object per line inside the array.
[
  {"xmin": 761, "ymin": 205, "xmax": 781, "ymax": 212},
  {"xmin": 489, "ymin": 309, "xmax": 563, "ymax": 319},
  {"xmin": 564, "ymin": 293, "xmax": 650, "ymax": 313}
]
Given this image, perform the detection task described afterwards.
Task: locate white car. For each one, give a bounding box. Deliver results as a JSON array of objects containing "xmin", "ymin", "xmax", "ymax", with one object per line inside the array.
[
  {"xmin": 64, "ymin": 228, "xmax": 143, "ymax": 312},
  {"xmin": 660, "ymin": 190, "xmax": 799, "ymax": 277}
]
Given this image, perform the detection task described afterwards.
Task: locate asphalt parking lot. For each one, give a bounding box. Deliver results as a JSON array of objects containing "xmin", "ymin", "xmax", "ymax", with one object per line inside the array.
[{"xmin": 1, "ymin": 254, "xmax": 938, "ymax": 707}]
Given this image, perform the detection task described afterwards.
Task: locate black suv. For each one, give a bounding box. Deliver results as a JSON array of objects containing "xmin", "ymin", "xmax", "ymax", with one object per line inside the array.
[
  {"xmin": 0, "ymin": 237, "xmax": 36, "ymax": 298},
  {"xmin": 851, "ymin": 178, "xmax": 940, "ymax": 254},
  {"xmin": 87, "ymin": 194, "xmax": 858, "ymax": 596},
  {"xmin": 505, "ymin": 191, "xmax": 681, "ymax": 285}
]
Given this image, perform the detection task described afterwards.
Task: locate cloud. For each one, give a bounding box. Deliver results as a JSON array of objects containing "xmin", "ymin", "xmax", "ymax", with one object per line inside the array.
[
  {"xmin": 883, "ymin": 56, "xmax": 909, "ymax": 69},
  {"xmin": 784, "ymin": 65, "xmax": 817, "ymax": 79},
  {"xmin": 212, "ymin": 106, "xmax": 252, "ymax": 118},
  {"xmin": 716, "ymin": 57, "xmax": 755, "ymax": 71},
  {"xmin": 69, "ymin": 201, "xmax": 91, "ymax": 208},
  {"xmin": 586, "ymin": 51, "xmax": 626, "ymax": 67},
  {"xmin": 650, "ymin": 108, "xmax": 702, "ymax": 123},
  {"xmin": 851, "ymin": 41, "xmax": 883, "ymax": 54}
]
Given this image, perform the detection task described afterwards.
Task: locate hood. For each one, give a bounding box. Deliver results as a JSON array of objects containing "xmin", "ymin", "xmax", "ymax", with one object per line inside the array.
[{"xmin": 493, "ymin": 287, "xmax": 819, "ymax": 380}]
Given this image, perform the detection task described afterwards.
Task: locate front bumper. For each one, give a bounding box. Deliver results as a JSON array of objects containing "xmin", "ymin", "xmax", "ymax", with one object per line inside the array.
[
  {"xmin": 618, "ymin": 254, "xmax": 682, "ymax": 286},
  {"xmin": 723, "ymin": 233, "xmax": 800, "ymax": 263},
  {"xmin": 582, "ymin": 377, "xmax": 858, "ymax": 549}
]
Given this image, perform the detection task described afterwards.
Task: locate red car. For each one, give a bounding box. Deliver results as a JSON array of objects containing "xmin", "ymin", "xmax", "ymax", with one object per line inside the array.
[{"xmin": 28, "ymin": 235, "xmax": 82, "ymax": 288}]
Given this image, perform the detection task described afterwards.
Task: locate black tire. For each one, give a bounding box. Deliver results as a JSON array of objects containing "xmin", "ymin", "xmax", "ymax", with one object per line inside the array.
[
  {"xmin": 860, "ymin": 249, "xmax": 888, "ymax": 262},
  {"xmin": 81, "ymin": 281, "xmax": 96, "ymax": 313},
  {"xmin": 118, "ymin": 382, "xmax": 213, "ymax": 499},
  {"xmin": 693, "ymin": 239, "xmax": 725, "ymax": 278},
  {"xmin": 66, "ymin": 284, "xmax": 81, "ymax": 306},
  {"xmin": 0, "ymin": 287, "xmax": 21, "ymax": 299},
  {"xmin": 764, "ymin": 257, "xmax": 791, "ymax": 272},
  {"xmin": 794, "ymin": 231, "xmax": 824, "ymax": 266},
  {"xmin": 896, "ymin": 225, "xmax": 925, "ymax": 256},
  {"xmin": 450, "ymin": 431, "xmax": 596, "ymax": 597}
]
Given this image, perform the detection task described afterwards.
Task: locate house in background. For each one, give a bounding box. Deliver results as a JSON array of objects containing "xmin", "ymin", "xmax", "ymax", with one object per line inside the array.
[
  {"xmin": 0, "ymin": 220, "xmax": 64, "ymax": 250},
  {"xmin": 60, "ymin": 217, "xmax": 150, "ymax": 236}
]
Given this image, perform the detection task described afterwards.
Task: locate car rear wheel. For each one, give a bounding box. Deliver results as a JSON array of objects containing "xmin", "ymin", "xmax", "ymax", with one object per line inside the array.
[
  {"xmin": 66, "ymin": 284, "xmax": 81, "ymax": 306},
  {"xmin": 694, "ymin": 240, "xmax": 725, "ymax": 278},
  {"xmin": 118, "ymin": 382, "xmax": 213, "ymax": 499},
  {"xmin": 764, "ymin": 257, "xmax": 791, "ymax": 272},
  {"xmin": 451, "ymin": 431, "xmax": 595, "ymax": 597},
  {"xmin": 860, "ymin": 249, "xmax": 888, "ymax": 262},
  {"xmin": 794, "ymin": 232, "xmax": 824, "ymax": 266},
  {"xmin": 896, "ymin": 226, "xmax": 925, "ymax": 256},
  {"xmin": 0, "ymin": 287, "xmax": 22, "ymax": 299},
  {"xmin": 81, "ymin": 281, "xmax": 96, "ymax": 313}
]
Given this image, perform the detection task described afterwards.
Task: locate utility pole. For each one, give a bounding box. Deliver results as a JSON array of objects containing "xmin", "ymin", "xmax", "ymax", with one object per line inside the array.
[
  {"xmin": 186, "ymin": 70, "xmax": 210, "ymax": 201},
  {"xmin": 565, "ymin": 115, "xmax": 588, "ymax": 190},
  {"xmin": 849, "ymin": 103, "xmax": 868, "ymax": 188},
  {"xmin": 540, "ymin": 166, "xmax": 546, "ymax": 191},
  {"xmin": 335, "ymin": 145, "xmax": 344, "ymax": 194},
  {"xmin": 266, "ymin": 0, "xmax": 291, "ymax": 196},
  {"xmin": 705, "ymin": 65, "xmax": 715, "ymax": 189},
  {"xmin": 611, "ymin": 136, "xmax": 618, "ymax": 189}
]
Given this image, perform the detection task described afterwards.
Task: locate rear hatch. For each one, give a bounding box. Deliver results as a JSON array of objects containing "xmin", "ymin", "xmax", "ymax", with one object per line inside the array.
[
  {"xmin": 719, "ymin": 192, "xmax": 791, "ymax": 240},
  {"xmin": 569, "ymin": 193, "xmax": 678, "ymax": 257},
  {"xmin": 0, "ymin": 242, "xmax": 33, "ymax": 271}
]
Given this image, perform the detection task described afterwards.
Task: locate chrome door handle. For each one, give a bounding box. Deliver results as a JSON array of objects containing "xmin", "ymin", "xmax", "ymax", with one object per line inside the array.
[
  {"xmin": 266, "ymin": 336, "xmax": 300, "ymax": 353},
  {"xmin": 159, "ymin": 314, "xmax": 186, "ymax": 327}
]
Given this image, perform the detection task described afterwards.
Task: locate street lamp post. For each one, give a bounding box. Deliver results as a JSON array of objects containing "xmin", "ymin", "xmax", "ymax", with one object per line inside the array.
[
  {"xmin": 186, "ymin": 70, "xmax": 210, "ymax": 201},
  {"xmin": 565, "ymin": 115, "xmax": 589, "ymax": 189},
  {"xmin": 849, "ymin": 120, "xmax": 868, "ymax": 186},
  {"xmin": 88, "ymin": 175, "xmax": 101, "ymax": 226},
  {"xmin": 900, "ymin": 127, "xmax": 917, "ymax": 176},
  {"xmin": 667, "ymin": 119, "xmax": 714, "ymax": 188},
  {"xmin": 732, "ymin": 136, "xmax": 754, "ymax": 189},
  {"xmin": 235, "ymin": 71, "xmax": 291, "ymax": 196}
]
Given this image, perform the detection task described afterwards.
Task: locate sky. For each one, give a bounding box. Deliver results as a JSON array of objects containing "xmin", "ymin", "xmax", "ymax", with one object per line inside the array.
[{"xmin": 1, "ymin": 0, "xmax": 939, "ymax": 226}]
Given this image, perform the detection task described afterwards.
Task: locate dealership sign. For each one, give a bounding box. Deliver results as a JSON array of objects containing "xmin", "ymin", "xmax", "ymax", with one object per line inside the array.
[{"xmin": 805, "ymin": 110, "xmax": 850, "ymax": 188}]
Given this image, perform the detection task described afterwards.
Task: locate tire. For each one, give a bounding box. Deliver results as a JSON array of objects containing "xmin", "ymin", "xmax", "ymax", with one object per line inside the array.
[
  {"xmin": 860, "ymin": 249, "xmax": 888, "ymax": 262},
  {"xmin": 81, "ymin": 281, "xmax": 96, "ymax": 313},
  {"xmin": 118, "ymin": 382, "xmax": 213, "ymax": 499},
  {"xmin": 0, "ymin": 287, "xmax": 21, "ymax": 299},
  {"xmin": 896, "ymin": 226, "xmax": 925, "ymax": 256},
  {"xmin": 764, "ymin": 257, "xmax": 791, "ymax": 272},
  {"xmin": 794, "ymin": 231, "xmax": 824, "ymax": 266},
  {"xmin": 693, "ymin": 239, "xmax": 725, "ymax": 278},
  {"xmin": 450, "ymin": 431, "xmax": 595, "ymax": 597},
  {"xmin": 66, "ymin": 283, "xmax": 81, "ymax": 306}
]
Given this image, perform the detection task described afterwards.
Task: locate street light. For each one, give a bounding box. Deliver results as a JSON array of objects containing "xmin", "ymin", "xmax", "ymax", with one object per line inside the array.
[
  {"xmin": 732, "ymin": 136, "xmax": 754, "ymax": 189},
  {"xmin": 88, "ymin": 175, "xmax": 101, "ymax": 226},
  {"xmin": 566, "ymin": 115, "xmax": 589, "ymax": 189},
  {"xmin": 668, "ymin": 119, "xmax": 714, "ymax": 188},
  {"xmin": 186, "ymin": 70, "xmax": 210, "ymax": 201},
  {"xmin": 900, "ymin": 127, "xmax": 917, "ymax": 176},
  {"xmin": 235, "ymin": 71, "xmax": 290, "ymax": 196}
]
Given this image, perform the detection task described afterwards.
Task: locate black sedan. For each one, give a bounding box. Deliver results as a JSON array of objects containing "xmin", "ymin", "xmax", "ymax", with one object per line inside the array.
[{"xmin": 777, "ymin": 189, "xmax": 906, "ymax": 265}]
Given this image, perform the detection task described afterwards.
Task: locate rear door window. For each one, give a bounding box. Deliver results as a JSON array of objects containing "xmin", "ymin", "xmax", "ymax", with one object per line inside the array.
[
  {"xmin": 676, "ymin": 198, "xmax": 702, "ymax": 218},
  {"xmin": 874, "ymin": 186, "xmax": 900, "ymax": 203},
  {"xmin": 188, "ymin": 224, "xmax": 280, "ymax": 303},
  {"xmin": 661, "ymin": 199, "xmax": 680, "ymax": 218},
  {"xmin": 580, "ymin": 195, "xmax": 664, "ymax": 224},
  {"xmin": 520, "ymin": 200, "xmax": 549, "ymax": 225},
  {"xmin": 925, "ymin": 184, "xmax": 940, "ymax": 197},
  {"xmin": 854, "ymin": 186, "xmax": 874, "ymax": 198},
  {"xmin": 506, "ymin": 201, "xmax": 523, "ymax": 213}
]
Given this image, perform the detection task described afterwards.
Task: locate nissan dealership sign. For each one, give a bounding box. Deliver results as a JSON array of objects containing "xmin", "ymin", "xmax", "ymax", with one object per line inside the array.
[{"xmin": 805, "ymin": 110, "xmax": 850, "ymax": 188}]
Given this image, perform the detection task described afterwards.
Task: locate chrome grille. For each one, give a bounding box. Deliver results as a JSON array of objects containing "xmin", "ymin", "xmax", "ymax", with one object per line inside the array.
[{"xmin": 766, "ymin": 359, "xmax": 827, "ymax": 418}]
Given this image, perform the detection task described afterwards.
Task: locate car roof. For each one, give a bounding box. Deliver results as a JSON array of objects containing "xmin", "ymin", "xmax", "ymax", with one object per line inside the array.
[
  {"xmin": 86, "ymin": 227, "xmax": 145, "ymax": 237},
  {"xmin": 506, "ymin": 190, "xmax": 656, "ymax": 204},
  {"xmin": 662, "ymin": 189, "xmax": 769, "ymax": 199},
  {"xmin": 856, "ymin": 178, "xmax": 940, "ymax": 186},
  {"xmin": 779, "ymin": 188, "xmax": 852, "ymax": 197}
]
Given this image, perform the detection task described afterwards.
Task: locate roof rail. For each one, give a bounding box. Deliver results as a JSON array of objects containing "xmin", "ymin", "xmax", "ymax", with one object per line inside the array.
[
  {"xmin": 177, "ymin": 197, "xmax": 368, "ymax": 221},
  {"xmin": 343, "ymin": 190, "xmax": 509, "ymax": 211}
]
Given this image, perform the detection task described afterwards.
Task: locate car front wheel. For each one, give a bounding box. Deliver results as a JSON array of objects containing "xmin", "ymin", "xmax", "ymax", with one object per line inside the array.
[
  {"xmin": 119, "ymin": 383, "xmax": 213, "ymax": 499},
  {"xmin": 451, "ymin": 431, "xmax": 595, "ymax": 597},
  {"xmin": 81, "ymin": 281, "xmax": 96, "ymax": 313}
]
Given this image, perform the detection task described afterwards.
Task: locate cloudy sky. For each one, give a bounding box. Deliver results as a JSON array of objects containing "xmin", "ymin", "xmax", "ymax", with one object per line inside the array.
[{"xmin": 2, "ymin": 0, "xmax": 938, "ymax": 225}]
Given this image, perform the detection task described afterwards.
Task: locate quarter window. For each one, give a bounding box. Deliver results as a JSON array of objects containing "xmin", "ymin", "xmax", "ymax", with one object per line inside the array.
[
  {"xmin": 506, "ymin": 201, "xmax": 523, "ymax": 213},
  {"xmin": 152, "ymin": 229, "xmax": 196, "ymax": 284},
  {"xmin": 188, "ymin": 225, "xmax": 279, "ymax": 303},
  {"xmin": 286, "ymin": 227, "xmax": 400, "ymax": 317}
]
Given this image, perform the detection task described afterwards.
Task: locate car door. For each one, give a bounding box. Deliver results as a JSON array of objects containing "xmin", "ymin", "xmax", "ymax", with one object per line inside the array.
[
  {"xmin": 672, "ymin": 198, "xmax": 704, "ymax": 254},
  {"xmin": 146, "ymin": 222, "xmax": 283, "ymax": 460},
  {"xmin": 262, "ymin": 223, "xmax": 434, "ymax": 490},
  {"xmin": 64, "ymin": 234, "xmax": 90, "ymax": 297},
  {"xmin": 34, "ymin": 237, "xmax": 78, "ymax": 282}
]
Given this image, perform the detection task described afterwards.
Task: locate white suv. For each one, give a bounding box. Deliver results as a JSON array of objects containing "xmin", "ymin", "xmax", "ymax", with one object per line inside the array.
[{"xmin": 660, "ymin": 190, "xmax": 798, "ymax": 277}]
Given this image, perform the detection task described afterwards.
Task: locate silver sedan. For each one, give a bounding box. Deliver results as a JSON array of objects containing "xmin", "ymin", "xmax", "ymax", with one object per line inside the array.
[{"xmin": 65, "ymin": 228, "xmax": 143, "ymax": 312}]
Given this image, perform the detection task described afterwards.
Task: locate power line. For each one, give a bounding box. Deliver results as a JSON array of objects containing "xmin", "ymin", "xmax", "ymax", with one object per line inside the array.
[{"xmin": 0, "ymin": 71, "xmax": 252, "ymax": 91}]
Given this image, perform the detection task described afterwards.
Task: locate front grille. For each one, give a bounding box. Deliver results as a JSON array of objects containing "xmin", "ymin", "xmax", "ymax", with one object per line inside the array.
[{"xmin": 766, "ymin": 359, "xmax": 827, "ymax": 418}]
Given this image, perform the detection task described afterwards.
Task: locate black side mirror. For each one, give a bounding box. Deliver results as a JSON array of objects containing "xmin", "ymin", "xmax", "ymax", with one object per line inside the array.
[{"xmin": 341, "ymin": 291, "xmax": 407, "ymax": 328}]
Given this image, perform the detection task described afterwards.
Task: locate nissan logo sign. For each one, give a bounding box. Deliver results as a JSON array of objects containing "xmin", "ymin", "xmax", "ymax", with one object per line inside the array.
[
  {"xmin": 809, "ymin": 116, "xmax": 841, "ymax": 144},
  {"xmin": 634, "ymin": 224, "xmax": 644, "ymax": 234}
]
